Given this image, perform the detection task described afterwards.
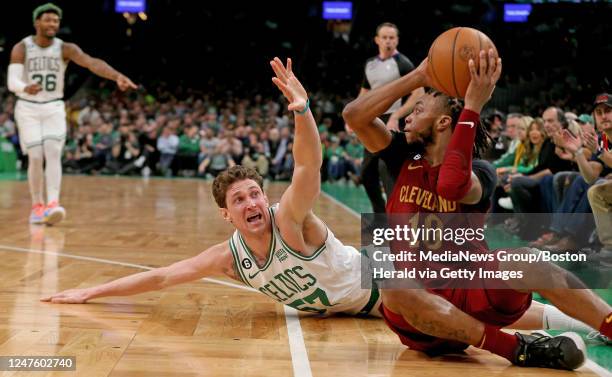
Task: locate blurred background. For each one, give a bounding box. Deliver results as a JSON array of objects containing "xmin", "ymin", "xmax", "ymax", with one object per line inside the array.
[
  {"xmin": 2, "ymin": 0, "xmax": 610, "ymax": 112},
  {"xmin": 0, "ymin": 0, "xmax": 610, "ymax": 184}
]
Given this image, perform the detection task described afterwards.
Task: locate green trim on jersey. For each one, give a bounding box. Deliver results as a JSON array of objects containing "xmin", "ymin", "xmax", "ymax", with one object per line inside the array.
[
  {"xmin": 237, "ymin": 230, "xmax": 276, "ymax": 271},
  {"xmin": 228, "ymin": 237, "xmax": 254, "ymax": 288},
  {"xmin": 357, "ymin": 284, "xmax": 380, "ymax": 317},
  {"xmin": 269, "ymin": 206, "xmax": 327, "ymax": 261}
]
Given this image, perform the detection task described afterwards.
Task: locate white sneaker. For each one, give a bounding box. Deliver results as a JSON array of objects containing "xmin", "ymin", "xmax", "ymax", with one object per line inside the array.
[
  {"xmin": 44, "ymin": 201, "xmax": 66, "ymax": 226},
  {"xmin": 498, "ymin": 197, "xmax": 514, "ymax": 210}
]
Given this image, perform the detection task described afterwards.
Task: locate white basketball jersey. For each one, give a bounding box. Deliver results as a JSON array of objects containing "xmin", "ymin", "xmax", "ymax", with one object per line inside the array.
[
  {"xmin": 20, "ymin": 36, "xmax": 66, "ymax": 102},
  {"xmin": 229, "ymin": 203, "xmax": 377, "ymax": 315}
]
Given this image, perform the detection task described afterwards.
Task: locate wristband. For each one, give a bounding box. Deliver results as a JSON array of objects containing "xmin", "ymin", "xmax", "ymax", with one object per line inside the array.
[{"xmin": 295, "ymin": 98, "xmax": 310, "ymax": 115}]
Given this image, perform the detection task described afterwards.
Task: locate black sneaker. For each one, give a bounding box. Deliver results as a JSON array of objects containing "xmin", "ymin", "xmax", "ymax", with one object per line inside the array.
[{"xmin": 513, "ymin": 331, "xmax": 586, "ymax": 370}]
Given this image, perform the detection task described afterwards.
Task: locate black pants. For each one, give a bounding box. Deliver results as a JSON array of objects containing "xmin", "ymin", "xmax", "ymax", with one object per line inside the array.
[{"xmin": 360, "ymin": 113, "xmax": 395, "ymax": 213}]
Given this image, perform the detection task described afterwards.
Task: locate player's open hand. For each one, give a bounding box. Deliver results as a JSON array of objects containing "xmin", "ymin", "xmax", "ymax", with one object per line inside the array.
[
  {"xmin": 464, "ymin": 49, "xmax": 502, "ymax": 113},
  {"xmin": 40, "ymin": 288, "xmax": 90, "ymax": 304},
  {"xmin": 116, "ymin": 74, "xmax": 138, "ymax": 91},
  {"xmin": 270, "ymin": 57, "xmax": 308, "ymax": 112}
]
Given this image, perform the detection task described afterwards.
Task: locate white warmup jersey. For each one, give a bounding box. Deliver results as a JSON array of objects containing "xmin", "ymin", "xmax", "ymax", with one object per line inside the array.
[
  {"xmin": 14, "ymin": 36, "xmax": 68, "ymax": 149},
  {"xmin": 20, "ymin": 36, "xmax": 67, "ymax": 103},
  {"xmin": 229, "ymin": 203, "xmax": 380, "ymax": 316}
]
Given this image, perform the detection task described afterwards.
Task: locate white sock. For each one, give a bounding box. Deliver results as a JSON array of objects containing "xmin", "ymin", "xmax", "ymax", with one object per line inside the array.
[
  {"xmin": 27, "ymin": 145, "xmax": 45, "ymax": 205},
  {"xmin": 542, "ymin": 304, "xmax": 594, "ymax": 333},
  {"xmin": 43, "ymin": 139, "xmax": 64, "ymax": 204}
]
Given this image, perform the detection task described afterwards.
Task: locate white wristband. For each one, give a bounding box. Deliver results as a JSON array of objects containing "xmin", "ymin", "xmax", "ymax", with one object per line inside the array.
[{"xmin": 7, "ymin": 64, "xmax": 27, "ymax": 94}]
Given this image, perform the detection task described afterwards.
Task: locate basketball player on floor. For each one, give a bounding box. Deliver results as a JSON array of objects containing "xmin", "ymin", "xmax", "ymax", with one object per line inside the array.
[
  {"xmin": 7, "ymin": 3, "xmax": 137, "ymax": 225},
  {"xmin": 41, "ymin": 58, "xmax": 600, "ymax": 339},
  {"xmin": 343, "ymin": 49, "xmax": 612, "ymax": 370}
]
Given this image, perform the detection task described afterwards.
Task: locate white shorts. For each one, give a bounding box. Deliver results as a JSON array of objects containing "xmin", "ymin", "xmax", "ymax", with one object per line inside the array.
[{"xmin": 15, "ymin": 99, "xmax": 67, "ymax": 150}]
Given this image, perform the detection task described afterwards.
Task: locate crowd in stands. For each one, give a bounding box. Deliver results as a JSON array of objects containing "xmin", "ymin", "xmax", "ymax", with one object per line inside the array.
[
  {"xmin": 0, "ymin": 85, "xmax": 364, "ymax": 183},
  {"xmin": 483, "ymin": 93, "xmax": 612, "ymax": 263},
  {"xmin": 1, "ymin": 84, "xmax": 610, "ymax": 262}
]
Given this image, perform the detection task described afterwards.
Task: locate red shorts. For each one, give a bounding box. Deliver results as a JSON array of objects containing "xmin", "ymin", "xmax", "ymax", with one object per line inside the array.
[{"xmin": 380, "ymin": 288, "xmax": 532, "ymax": 355}]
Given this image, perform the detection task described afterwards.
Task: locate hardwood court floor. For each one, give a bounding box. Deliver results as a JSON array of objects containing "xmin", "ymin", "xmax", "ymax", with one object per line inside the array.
[{"xmin": 0, "ymin": 176, "xmax": 605, "ymax": 376}]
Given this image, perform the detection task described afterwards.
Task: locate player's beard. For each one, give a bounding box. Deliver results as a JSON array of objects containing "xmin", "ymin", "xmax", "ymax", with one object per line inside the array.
[{"xmin": 405, "ymin": 123, "xmax": 434, "ymax": 146}]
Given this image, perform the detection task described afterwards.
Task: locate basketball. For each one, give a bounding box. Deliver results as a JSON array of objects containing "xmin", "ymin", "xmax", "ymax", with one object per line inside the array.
[{"xmin": 427, "ymin": 27, "xmax": 499, "ymax": 98}]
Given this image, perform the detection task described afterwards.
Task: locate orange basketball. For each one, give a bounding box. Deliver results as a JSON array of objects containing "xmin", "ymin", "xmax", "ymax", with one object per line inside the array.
[{"xmin": 427, "ymin": 27, "xmax": 499, "ymax": 99}]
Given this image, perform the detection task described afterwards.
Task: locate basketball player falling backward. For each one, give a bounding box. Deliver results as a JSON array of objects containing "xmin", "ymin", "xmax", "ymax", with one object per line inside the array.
[
  {"xmin": 344, "ymin": 44, "xmax": 612, "ymax": 370},
  {"xmin": 7, "ymin": 3, "xmax": 137, "ymax": 225},
  {"xmin": 43, "ymin": 58, "xmax": 598, "ymax": 342}
]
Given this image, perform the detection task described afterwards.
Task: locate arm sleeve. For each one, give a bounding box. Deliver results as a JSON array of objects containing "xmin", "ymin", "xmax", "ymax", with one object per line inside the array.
[
  {"xmin": 436, "ymin": 109, "xmax": 480, "ymax": 201},
  {"xmin": 7, "ymin": 64, "xmax": 26, "ymax": 94}
]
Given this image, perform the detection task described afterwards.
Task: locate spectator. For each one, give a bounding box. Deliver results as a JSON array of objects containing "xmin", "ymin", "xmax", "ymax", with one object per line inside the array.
[
  {"xmin": 173, "ymin": 124, "xmax": 200, "ymax": 176},
  {"xmin": 198, "ymin": 143, "xmax": 235, "ymax": 177},
  {"xmin": 492, "ymin": 113, "xmax": 524, "ymax": 169},
  {"xmin": 344, "ymin": 134, "xmax": 364, "ymax": 184},
  {"xmin": 326, "ymin": 135, "xmax": 345, "ymax": 181},
  {"xmin": 157, "ymin": 126, "xmax": 179, "ymax": 176},
  {"xmin": 218, "ymin": 129, "xmax": 243, "ymax": 163},
  {"xmin": 105, "ymin": 125, "xmax": 142, "ymax": 175},
  {"xmin": 198, "ymin": 128, "xmax": 220, "ymax": 166},
  {"xmin": 242, "ymin": 141, "xmax": 269, "ymax": 177}
]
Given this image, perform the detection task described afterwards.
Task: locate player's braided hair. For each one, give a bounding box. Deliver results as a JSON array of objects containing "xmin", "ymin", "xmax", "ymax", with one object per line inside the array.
[{"xmin": 426, "ymin": 88, "xmax": 491, "ymax": 158}]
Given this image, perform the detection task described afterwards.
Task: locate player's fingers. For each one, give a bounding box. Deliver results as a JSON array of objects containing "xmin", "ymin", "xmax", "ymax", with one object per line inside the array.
[
  {"xmin": 487, "ymin": 49, "xmax": 496, "ymax": 76},
  {"xmin": 478, "ymin": 50, "xmax": 486, "ymax": 77},
  {"xmin": 287, "ymin": 58, "xmax": 292, "ymax": 74},
  {"xmin": 468, "ymin": 59, "xmax": 477, "ymax": 79},
  {"xmin": 492, "ymin": 58, "xmax": 502, "ymax": 83},
  {"xmin": 272, "ymin": 77, "xmax": 292, "ymax": 99},
  {"xmin": 270, "ymin": 60, "xmax": 287, "ymax": 83},
  {"xmin": 273, "ymin": 57, "xmax": 288, "ymax": 81},
  {"xmin": 40, "ymin": 296, "xmax": 51, "ymax": 302},
  {"xmin": 51, "ymin": 296, "xmax": 71, "ymax": 304}
]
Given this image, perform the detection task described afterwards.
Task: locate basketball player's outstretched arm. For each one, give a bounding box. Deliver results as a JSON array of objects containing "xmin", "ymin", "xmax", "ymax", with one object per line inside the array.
[
  {"xmin": 343, "ymin": 60, "xmax": 430, "ymax": 152},
  {"xmin": 269, "ymin": 57, "xmax": 322, "ymax": 224},
  {"xmin": 62, "ymin": 43, "xmax": 138, "ymax": 91},
  {"xmin": 41, "ymin": 242, "xmax": 237, "ymax": 304}
]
